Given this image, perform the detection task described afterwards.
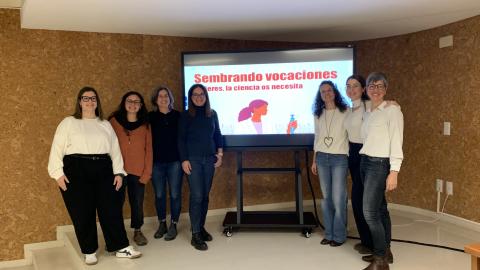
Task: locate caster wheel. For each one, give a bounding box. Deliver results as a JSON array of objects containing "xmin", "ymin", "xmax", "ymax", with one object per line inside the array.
[
  {"xmin": 223, "ymin": 227, "xmax": 233, "ymax": 237},
  {"xmin": 303, "ymin": 229, "xmax": 312, "ymax": 238}
]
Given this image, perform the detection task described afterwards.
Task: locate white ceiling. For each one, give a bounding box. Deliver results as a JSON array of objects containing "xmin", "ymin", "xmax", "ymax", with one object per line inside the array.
[{"xmin": 13, "ymin": 0, "xmax": 480, "ymax": 42}]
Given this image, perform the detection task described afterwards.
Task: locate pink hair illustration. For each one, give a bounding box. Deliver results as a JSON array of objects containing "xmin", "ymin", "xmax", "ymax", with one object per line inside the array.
[{"xmin": 238, "ymin": 99, "xmax": 269, "ymax": 122}]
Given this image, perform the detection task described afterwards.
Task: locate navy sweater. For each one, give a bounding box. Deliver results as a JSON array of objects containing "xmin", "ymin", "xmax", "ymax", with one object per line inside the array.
[
  {"xmin": 149, "ymin": 110, "xmax": 180, "ymax": 163},
  {"xmin": 178, "ymin": 107, "xmax": 223, "ymax": 162}
]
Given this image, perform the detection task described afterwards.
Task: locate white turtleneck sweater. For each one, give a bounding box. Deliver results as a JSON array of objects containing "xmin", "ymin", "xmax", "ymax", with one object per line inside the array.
[{"xmin": 344, "ymin": 99, "xmax": 370, "ymax": 144}]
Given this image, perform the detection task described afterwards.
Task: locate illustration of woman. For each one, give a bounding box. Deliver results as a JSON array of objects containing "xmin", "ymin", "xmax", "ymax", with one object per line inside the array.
[{"xmin": 237, "ymin": 99, "xmax": 268, "ymax": 134}]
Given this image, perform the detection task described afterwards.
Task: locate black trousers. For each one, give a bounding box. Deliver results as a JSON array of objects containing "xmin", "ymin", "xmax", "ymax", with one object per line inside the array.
[
  {"xmin": 61, "ymin": 154, "xmax": 129, "ymax": 254},
  {"xmin": 348, "ymin": 142, "xmax": 373, "ymax": 249},
  {"xmin": 123, "ymin": 174, "xmax": 145, "ymax": 229}
]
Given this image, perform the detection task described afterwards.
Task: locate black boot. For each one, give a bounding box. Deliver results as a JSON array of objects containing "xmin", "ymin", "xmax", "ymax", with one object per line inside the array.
[
  {"xmin": 191, "ymin": 233, "xmax": 208, "ymax": 251},
  {"xmin": 164, "ymin": 223, "xmax": 177, "ymax": 241},
  {"xmin": 154, "ymin": 221, "xmax": 167, "ymax": 239},
  {"xmin": 200, "ymin": 227, "xmax": 213, "ymax": 242}
]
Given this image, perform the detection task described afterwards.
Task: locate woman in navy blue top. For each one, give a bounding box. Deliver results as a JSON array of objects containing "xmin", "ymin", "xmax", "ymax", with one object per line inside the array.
[{"xmin": 178, "ymin": 83, "xmax": 223, "ymax": 251}]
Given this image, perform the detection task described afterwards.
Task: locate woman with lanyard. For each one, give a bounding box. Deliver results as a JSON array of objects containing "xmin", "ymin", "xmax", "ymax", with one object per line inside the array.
[
  {"xmin": 178, "ymin": 84, "xmax": 223, "ymax": 251},
  {"xmin": 48, "ymin": 87, "xmax": 141, "ymax": 265},
  {"xmin": 109, "ymin": 91, "xmax": 152, "ymax": 246},
  {"xmin": 311, "ymin": 80, "xmax": 349, "ymax": 247},
  {"xmin": 359, "ymin": 72, "xmax": 403, "ymax": 270}
]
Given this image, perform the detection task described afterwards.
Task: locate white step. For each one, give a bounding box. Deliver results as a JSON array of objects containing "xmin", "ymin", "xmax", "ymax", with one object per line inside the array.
[{"xmin": 32, "ymin": 247, "xmax": 80, "ymax": 270}]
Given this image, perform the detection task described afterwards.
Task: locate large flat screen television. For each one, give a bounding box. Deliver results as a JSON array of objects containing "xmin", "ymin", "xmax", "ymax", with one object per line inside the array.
[{"xmin": 182, "ymin": 46, "xmax": 355, "ymax": 150}]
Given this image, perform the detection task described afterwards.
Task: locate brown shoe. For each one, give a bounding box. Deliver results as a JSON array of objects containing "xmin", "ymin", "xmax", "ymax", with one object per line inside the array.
[
  {"xmin": 362, "ymin": 248, "xmax": 393, "ymax": 264},
  {"xmin": 362, "ymin": 256, "xmax": 389, "ymax": 270},
  {"xmin": 354, "ymin": 243, "xmax": 372, "ymax": 254},
  {"xmin": 134, "ymin": 230, "xmax": 148, "ymax": 246}
]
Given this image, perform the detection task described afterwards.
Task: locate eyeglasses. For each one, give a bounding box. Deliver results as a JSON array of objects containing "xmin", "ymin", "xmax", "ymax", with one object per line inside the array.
[
  {"xmin": 192, "ymin": 93, "xmax": 205, "ymax": 98},
  {"xmin": 80, "ymin": 96, "xmax": 97, "ymax": 102},
  {"xmin": 126, "ymin": 99, "xmax": 142, "ymax": 105},
  {"xmin": 367, "ymin": 84, "xmax": 386, "ymax": 91}
]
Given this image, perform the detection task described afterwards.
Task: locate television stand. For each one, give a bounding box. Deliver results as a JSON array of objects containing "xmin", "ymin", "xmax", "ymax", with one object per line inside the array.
[{"xmin": 222, "ymin": 150, "xmax": 317, "ymax": 238}]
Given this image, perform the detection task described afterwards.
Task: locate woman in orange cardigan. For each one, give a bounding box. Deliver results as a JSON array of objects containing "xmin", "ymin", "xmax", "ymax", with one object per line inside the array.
[{"xmin": 110, "ymin": 91, "xmax": 153, "ymax": 246}]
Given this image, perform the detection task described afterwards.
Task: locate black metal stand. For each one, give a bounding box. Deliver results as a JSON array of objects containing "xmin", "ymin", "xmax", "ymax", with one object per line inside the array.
[{"xmin": 222, "ymin": 150, "xmax": 317, "ymax": 238}]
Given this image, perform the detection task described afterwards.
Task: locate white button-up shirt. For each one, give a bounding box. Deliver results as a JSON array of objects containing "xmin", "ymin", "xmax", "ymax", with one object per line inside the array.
[{"xmin": 360, "ymin": 101, "xmax": 404, "ymax": 171}]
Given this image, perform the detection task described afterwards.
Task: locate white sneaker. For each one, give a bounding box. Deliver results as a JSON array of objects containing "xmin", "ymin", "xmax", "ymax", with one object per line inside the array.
[
  {"xmin": 85, "ymin": 253, "xmax": 98, "ymax": 265},
  {"xmin": 115, "ymin": 245, "xmax": 142, "ymax": 259}
]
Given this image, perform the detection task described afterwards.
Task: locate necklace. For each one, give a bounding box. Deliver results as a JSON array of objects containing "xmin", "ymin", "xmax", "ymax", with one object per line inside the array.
[{"xmin": 324, "ymin": 109, "xmax": 335, "ymax": 148}]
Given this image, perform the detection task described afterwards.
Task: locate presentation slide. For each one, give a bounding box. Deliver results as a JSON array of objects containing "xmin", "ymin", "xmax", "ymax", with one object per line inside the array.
[{"xmin": 183, "ymin": 48, "xmax": 354, "ymax": 137}]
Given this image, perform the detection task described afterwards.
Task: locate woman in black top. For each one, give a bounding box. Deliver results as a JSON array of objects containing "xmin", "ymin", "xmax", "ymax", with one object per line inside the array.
[
  {"xmin": 178, "ymin": 84, "xmax": 223, "ymax": 251},
  {"xmin": 149, "ymin": 86, "xmax": 183, "ymax": 241}
]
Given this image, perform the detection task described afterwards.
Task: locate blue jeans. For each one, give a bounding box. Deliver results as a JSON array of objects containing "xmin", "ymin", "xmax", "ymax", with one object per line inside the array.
[
  {"xmin": 151, "ymin": 161, "xmax": 183, "ymax": 222},
  {"xmin": 187, "ymin": 155, "xmax": 216, "ymax": 234},
  {"xmin": 316, "ymin": 152, "xmax": 348, "ymax": 243},
  {"xmin": 360, "ymin": 155, "xmax": 391, "ymax": 257}
]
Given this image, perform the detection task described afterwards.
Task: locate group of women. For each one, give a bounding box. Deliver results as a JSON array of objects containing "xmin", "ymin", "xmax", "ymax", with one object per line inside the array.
[
  {"xmin": 48, "ymin": 83, "xmax": 222, "ymax": 265},
  {"xmin": 312, "ymin": 72, "xmax": 403, "ymax": 270},
  {"xmin": 47, "ymin": 72, "xmax": 402, "ymax": 270}
]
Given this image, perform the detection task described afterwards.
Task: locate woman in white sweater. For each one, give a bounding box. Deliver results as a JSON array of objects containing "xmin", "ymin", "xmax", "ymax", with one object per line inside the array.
[
  {"xmin": 47, "ymin": 87, "xmax": 141, "ymax": 265},
  {"xmin": 311, "ymin": 81, "xmax": 349, "ymax": 247}
]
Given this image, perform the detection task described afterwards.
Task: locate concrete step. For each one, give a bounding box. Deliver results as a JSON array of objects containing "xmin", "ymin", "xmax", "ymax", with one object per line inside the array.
[
  {"xmin": 32, "ymin": 247, "xmax": 80, "ymax": 270},
  {"xmin": 0, "ymin": 266, "xmax": 34, "ymax": 270}
]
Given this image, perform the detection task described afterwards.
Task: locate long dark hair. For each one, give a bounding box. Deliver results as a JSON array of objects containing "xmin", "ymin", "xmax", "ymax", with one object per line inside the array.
[
  {"xmin": 73, "ymin": 86, "xmax": 104, "ymax": 120},
  {"xmin": 313, "ymin": 80, "xmax": 348, "ymax": 118},
  {"xmin": 346, "ymin": 74, "xmax": 369, "ymax": 101},
  {"xmin": 187, "ymin": 84, "xmax": 212, "ymax": 117},
  {"xmin": 109, "ymin": 91, "xmax": 148, "ymax": 125}
]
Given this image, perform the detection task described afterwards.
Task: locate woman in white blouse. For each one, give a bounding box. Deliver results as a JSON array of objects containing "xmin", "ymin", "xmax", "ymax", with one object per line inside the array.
[
  {"xmin": 343, "ymin": 75, "xmax": 373, "ymax": 255},
  {"xmin": 311, "ymin": 81, "xmax": 349, "ymax": 247},
  {"xmin": 47, "ymin": 87, "xmax": 141, "ymax": 265},
  {"xmin": 359, "ymin": 73, "xmax": 403, "ymax": 270}
]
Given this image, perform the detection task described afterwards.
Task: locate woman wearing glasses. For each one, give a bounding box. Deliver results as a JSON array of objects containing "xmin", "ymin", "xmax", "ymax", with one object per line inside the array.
[
  {"xmin": 109, "ymin": 91, "xmax": 152, "ymax": 246},
  {"xmin": 311, "ymin": 80, "xmax": 349, "ymax": 247},
  {"xmin": 359, "ymin": 72, "xmax": 403, "ymax": 270},
  {"xmin": 178, "ymin": 84, "xmax": 223, "ymax": 251},
  {"xmin": 48, "ymin": 87, "xmax": 141, "ymax": 265}
]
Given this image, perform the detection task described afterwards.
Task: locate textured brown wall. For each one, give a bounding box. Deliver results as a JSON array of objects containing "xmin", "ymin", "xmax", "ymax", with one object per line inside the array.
[
  {"xmin": 1, "ymin": 8, "xmax": 479, "ymax": 261},
  {"xmin": 0, "ymin": 9, "xmax": 319, "ymax": 261},
  {"xmin": 355, "ymin": 16, "xmax": 480, "ymax": 222}
]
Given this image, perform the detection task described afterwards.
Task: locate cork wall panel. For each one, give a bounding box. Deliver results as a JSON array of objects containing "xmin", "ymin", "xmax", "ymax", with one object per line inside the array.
[
  {"xmin": 356, "ymin": 16, "xmax": 480, "ymax": 221},
  {"xmin": 1, "ymin": 7, "xmax": 479, "ymax": 261},
  {"xmin": 0, "ymin": 9, "xmax": 320, "ymax": 261}
]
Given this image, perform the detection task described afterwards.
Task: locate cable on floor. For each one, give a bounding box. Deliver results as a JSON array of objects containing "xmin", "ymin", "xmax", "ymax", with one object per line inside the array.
[{"xmin": 304, "ymin": 150, "xmax": 465, "ymax": 254}]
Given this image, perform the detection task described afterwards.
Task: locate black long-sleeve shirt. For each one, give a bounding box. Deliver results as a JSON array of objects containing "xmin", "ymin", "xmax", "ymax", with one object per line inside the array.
[
  {"xmin": 178, "ymin": 107, "xmax": 223, "ymax": 162},
  {"xmin": 149, "ymin": 110, "xmax": 180, "ymax": 163}
]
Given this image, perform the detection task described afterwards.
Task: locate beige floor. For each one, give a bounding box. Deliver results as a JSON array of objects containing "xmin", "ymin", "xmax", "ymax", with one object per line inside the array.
[{"xmin": 6, "ymin": 206, "xmax": 479, "ymax": 270}]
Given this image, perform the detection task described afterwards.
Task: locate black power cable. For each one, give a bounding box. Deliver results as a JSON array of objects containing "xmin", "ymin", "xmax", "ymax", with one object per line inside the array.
[{"xmin": 303, "ymin": 150, "xmax": 465, "ymax": 254}]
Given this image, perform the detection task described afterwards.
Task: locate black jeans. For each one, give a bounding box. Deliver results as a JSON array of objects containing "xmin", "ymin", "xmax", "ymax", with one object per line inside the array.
[
  {"xmin": 123, "ymin": 174, "xmax": 145, "ymax": 229},
  {"xmin": 61, "ymin": 154, "xmax": 129, "ymax": 254},
  {"xmin": 360, "ymin": 155, "xmax": 392, "ymax": 257},
  {"xmin": 349, "ymin": 142, "xmax": 373, "ymax": 249}
]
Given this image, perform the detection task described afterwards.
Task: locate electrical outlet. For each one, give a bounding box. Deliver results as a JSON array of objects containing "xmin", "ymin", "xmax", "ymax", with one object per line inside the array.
[
  {"xmin": 436, "ymin": 179, "xmax": 443, "ymax": 192},
  {"xmin": 446, "ymin": 181, "xmax": 453, "ymax": 195}
]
